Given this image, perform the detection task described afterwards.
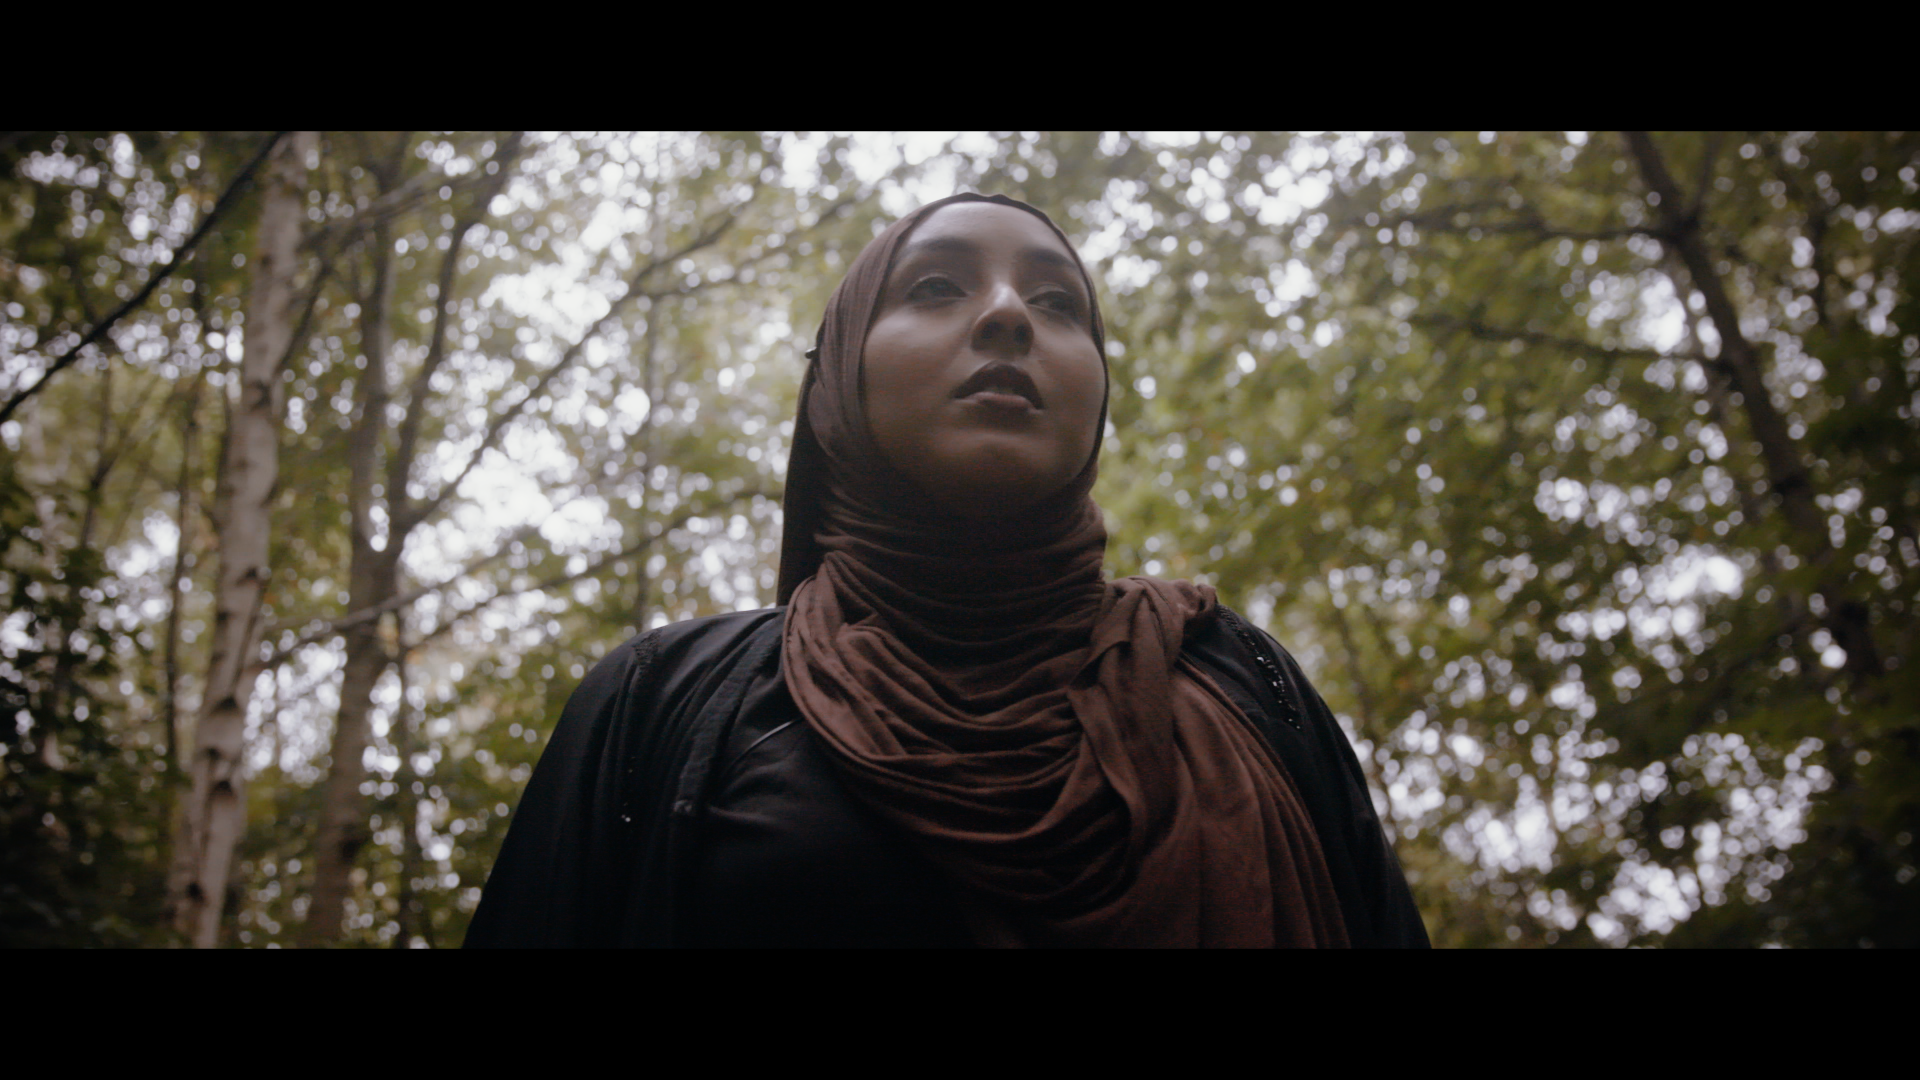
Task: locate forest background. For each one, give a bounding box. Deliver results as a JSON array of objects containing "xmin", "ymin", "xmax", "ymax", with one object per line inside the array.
[{"xmin": 2, "ymin": 131, "xmax": 1915, "ymax": 948}]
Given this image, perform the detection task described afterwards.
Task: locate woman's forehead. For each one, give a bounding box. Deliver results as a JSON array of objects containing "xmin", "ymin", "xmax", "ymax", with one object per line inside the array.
[{"xmin": 896, "ymin": 201, "xmax": 1078, "ymax": 265}]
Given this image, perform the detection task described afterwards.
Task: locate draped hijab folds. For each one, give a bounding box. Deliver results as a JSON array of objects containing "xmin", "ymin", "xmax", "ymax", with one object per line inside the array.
[{"xmin": 777, "ymin": 193, "xmax": 1349, "ymax": 947}]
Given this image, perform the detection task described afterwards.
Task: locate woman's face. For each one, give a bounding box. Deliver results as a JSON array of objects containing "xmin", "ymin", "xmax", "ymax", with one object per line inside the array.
[{"xmin": 862, "ymin": 202, "xmax": 1106, "ymax": 519}]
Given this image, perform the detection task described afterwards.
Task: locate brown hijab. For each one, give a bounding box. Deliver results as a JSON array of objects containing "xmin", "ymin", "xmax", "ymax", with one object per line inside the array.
[{"xmin": 778, "ymin": 193, "xmax": 1348, "ymax": 947}]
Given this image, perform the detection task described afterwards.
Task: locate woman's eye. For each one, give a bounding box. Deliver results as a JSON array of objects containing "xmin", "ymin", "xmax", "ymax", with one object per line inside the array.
[
  {"xmin": 1034, "ymin": 290, "xmax": 1080, "ymax": 315},
  {"xmin": 907, "ymin": 276, "xmax": 962, "ymax": 300}
]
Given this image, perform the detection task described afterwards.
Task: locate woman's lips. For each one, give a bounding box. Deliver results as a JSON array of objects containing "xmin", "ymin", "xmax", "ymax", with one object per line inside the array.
[
  {"xmin": 952, "ymin": 363, "xmax": 1044, "ymax": 409},
  {"xmin": 958, "ymin": 390, "xmax": 1038, "ymax": 411}
]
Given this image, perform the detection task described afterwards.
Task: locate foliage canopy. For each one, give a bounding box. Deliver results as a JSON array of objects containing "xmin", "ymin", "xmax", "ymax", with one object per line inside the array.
[{"xmin": 2, "ymin": 131, "xmax": 1914, "ymax": 946}]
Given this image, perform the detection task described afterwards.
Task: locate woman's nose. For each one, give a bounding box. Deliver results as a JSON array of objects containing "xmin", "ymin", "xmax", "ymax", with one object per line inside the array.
[{"xmin": 972, "ymin": 282, "xmax": 1033, "ymax": 354}]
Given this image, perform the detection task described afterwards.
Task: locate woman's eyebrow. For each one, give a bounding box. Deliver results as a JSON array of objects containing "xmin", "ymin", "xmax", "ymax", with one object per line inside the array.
[
  {"xmin": 897, "ymin": 235, "xmax": 1080, "ymax": 276},
  {"xmin": 1022, "ymin": 247, "xmax": 1079, "ymax": 275}
]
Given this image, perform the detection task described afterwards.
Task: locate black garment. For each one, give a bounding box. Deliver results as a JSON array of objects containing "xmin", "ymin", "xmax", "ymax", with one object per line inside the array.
[
  {"xmin": 464, "ymin": 606, "xmax": 1430, "ymax": 948},
  {"xmin": 687, "ymin": 705, "xmax": 973, "ymax": 947}
]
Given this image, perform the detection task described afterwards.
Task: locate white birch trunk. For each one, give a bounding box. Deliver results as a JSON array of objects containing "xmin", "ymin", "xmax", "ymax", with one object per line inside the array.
[{"xmin": 169, "ymin": 131, "xmax": 313, "ymax": 948}]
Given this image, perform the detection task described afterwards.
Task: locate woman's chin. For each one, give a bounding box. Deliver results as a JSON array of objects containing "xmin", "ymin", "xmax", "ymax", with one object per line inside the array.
[{"xmin": 886, "ymin": 437, "xmax": 1091, "ymax": 524}]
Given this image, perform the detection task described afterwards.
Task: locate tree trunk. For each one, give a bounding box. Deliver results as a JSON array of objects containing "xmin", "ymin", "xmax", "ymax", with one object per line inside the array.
[
  {"xmin": 1623, "ymin": 131, "xmax": 1883, "ymax": 687},
  {"xmin": 162, "ymin": 367, "xmax": 205, "ymax": 775},
  {"xmin": 300, "ymin": 565, "xmax": 393, "ymax": 944},
  {"xmin": 301, "ymin": 212, "xmax": 398, "ymax": 946},
  {"xmin": 302, "ymin": 135, "xmax": 520, "ymax": 943},
  {"xmin": 392, "ymin": 626, "xmax": 434, "ymax": 949},
  {"xmin": 168, "ymin": 131, "xmax": 312, "ymax": 948}
]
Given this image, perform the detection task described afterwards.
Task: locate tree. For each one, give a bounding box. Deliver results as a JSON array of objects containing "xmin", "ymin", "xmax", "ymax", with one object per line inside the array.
[
  {"xmin": 169, "ymin": 131, "xmax": 314, "ymax": 947},
  {"xmin": 1285, "ymin": 131, "xmax": 1919, "ymax": 946},
  {"xmin": 928, "ymin": 130, "xmax": 1918, "ymax": 946},
  {"xmin": 242, "ymin": 132, "xmax": 899, "ymax": 946},
  {"xmin": 1071, "ymin": 131, "xmax": 1919, "ymax": 946},
  {"xmin": 15, "ymin": 131, "xmax": 1904, "ymax": 946},
  {"xmin": 2, "ymin": 131, "xmax": 265, "ymax": 946}
]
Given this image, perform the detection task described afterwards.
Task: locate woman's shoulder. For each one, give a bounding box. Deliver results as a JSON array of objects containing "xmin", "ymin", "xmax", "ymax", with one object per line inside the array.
[
  {"xmin": 585, "ymin": 607, "xmax": 788, "ymax": 695},
  {"xmin": 1186, "ymin": 604, "xmax": 1289, "ymax": 673},
  {"xmin": 548, "ymin": 607, "xmax": 790, "ymax": 778},
  {"xmin": 1184, "ymin": 604, "xmax": 1318, "ymax": 735}
]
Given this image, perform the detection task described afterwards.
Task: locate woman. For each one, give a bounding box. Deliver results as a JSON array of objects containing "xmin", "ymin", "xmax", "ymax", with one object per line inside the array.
[{"xmin": 465, "ymin": 194, "xmax": 1428, "ymax": 947}]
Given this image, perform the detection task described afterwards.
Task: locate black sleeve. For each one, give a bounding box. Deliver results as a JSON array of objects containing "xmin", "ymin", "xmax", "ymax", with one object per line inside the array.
[
  {"xmin": 1260, "ymin": 627, "xmax": 1431, "ymax": 948},
  {"xmin": 464, "ymin": 639, "xmax": 656, "ymax": 947}
]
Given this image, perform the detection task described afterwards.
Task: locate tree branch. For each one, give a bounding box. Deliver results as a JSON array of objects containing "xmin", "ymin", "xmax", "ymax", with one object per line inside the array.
[
  {"xmin": 410, "ymin": 536, "xmax": 656, "ymax": 649},
  {"xmin": 1624, "ymin": 132, "xmax": 1813, "ymax": 513},
  {"xmin": 278, "ymin": 233, "xmax": 345, "ymax": 377},
  {"xmin": 400, "ymin": 202, "xmax": 745, "ymax": 531},
  {"xmin": 260, "ymin": 524, "xmax": 538, "ymax": 667},
  {"xmin": 1409, "ymin": 313, "xmax": 1705, "ymax": 364},
  {"xmin": 1688, "ymin": 132, "xmax": 1725, "ymax": 224},
  {"xmin": 389, "ymin": 133, "xmax": 526, "ymax": 525},
  {"xmin": 297, "ymin": 149, "xmax": 499, "ymax": 255},
  {"xmin": 1, "ymin": 131, "xmax": 289, "ymax": 426},
  {"xmin": 409, "ymin": 489, "xmax": 773, "ymax": 649},
  {"xmin": 1760, "ymin": 132, "xmax": 1834, "ymax": 329},
  {"xmin": 1623, "ymin": 129, "xmax": 1883, "ymax": 682},
  {"xmin": 1371, "ymin": 203, "xmax": 1659, "ymax": 245}
]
